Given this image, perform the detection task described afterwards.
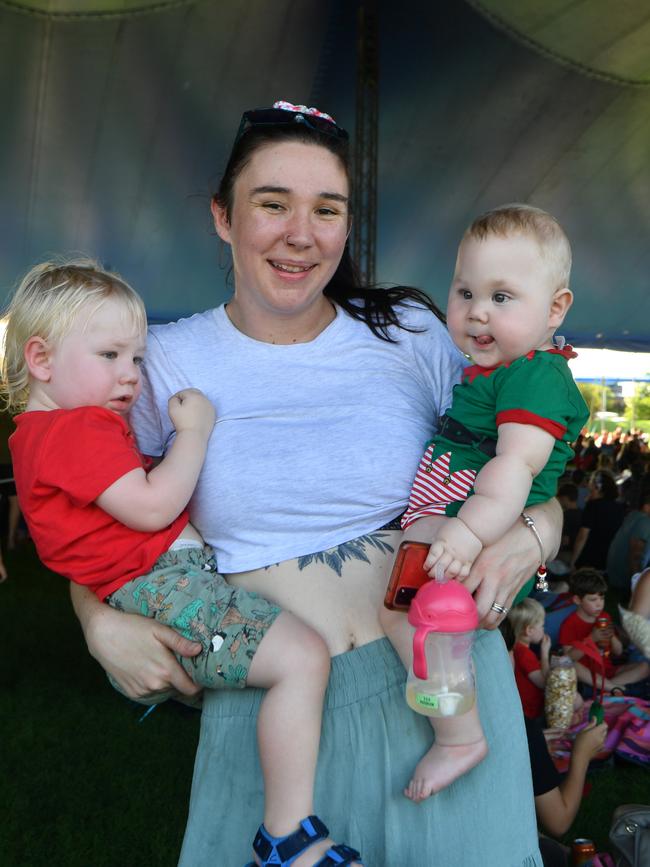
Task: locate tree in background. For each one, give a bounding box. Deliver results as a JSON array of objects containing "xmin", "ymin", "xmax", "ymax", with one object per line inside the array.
[
  {"xmin": 624, "ymin": 383, "xmax": 650, "ymax": 432},
  {"xmin": 577, "ymin": 382, "xmax": 624, "ymax": 429}
]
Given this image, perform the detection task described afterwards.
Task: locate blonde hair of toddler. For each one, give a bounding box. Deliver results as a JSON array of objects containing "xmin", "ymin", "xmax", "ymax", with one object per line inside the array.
[
  {"xmin": 465, "ymin": 203, "xmax": 572, "ymax": 293},
  {"xmin": 1, "ymin": 258, "xmax": 146, "ymax": 414},
  {"xmin": 508, "ymin": 597, "xmax": 546, "ymax": 641}
]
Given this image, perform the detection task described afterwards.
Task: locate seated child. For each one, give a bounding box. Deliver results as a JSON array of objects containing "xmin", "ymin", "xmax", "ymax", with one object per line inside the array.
[
  {"xmin": 500, "ymin": 618, "xmax": 608, "ymax": 844},
  {"xmin": 2, "ymin": 261, "xmax": 361, "ymax": 867},
  {"xmin": 508, "ymin": 598, "xmax": 551, "ymax": 719},
  {"xmin": 559, "ymin": 567, "xmax": 650, "ymax": 693},
  {"xmin": 381, "ymin": 203, "xmax": 589, "ymax": 802}
]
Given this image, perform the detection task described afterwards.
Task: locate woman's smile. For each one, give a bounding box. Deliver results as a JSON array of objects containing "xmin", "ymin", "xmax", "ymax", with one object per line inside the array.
[{"xmin": 269, "ymin": 259, "xmax": 317, "ymax": 277}]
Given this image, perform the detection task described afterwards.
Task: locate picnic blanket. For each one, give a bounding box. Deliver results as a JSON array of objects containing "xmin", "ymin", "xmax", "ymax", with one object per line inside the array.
[{"xmin": 548, "ymin": 696, "xmax": 650, "ymax": 773}]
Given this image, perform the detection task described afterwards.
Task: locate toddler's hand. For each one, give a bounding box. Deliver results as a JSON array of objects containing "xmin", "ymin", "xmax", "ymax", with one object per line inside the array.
[
  {"xmin": 423, "ymin": 517, "xmax": 482, "ymax": 580},
  {"xmin": 168, "ymin": 388, "xmax": 216, "ymax": 440},
  {"xmin": 540, "ymin": 633, "xmax": 551, "ymax": 656}
]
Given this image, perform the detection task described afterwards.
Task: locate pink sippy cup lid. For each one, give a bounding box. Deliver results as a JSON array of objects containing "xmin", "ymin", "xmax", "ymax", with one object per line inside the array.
[
  {"xmin": 408, "ymin": 580, "xmax": 478, "ymax": 680},
  {"xmin": 407, "ymin": 579, "xmax": 479, "ymax": 633}
]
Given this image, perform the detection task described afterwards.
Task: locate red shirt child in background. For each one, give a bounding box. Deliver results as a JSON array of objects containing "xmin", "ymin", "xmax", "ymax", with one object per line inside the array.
[
  {"xmin": 509, "ymin": 598, "xmax": 551, "ymax": 719},
  {"xmin": 560, "ymin": 567, "xmax": 649, "ymax": 691}
]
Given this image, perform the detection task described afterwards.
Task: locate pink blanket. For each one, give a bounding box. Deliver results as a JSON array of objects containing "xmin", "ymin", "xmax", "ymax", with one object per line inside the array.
[{"xmin": 548, "ymin": 696, "xmax": 650, "ymax": 772}]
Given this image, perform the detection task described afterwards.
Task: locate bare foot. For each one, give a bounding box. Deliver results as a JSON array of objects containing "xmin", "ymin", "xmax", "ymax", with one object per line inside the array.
[
  {"xmin": 254, "ymin": 834, "xmax": 362, "ymax": 866},
  {"xmin": 404, "ymin": 737, "xmax": 488, "ymax": 802}
]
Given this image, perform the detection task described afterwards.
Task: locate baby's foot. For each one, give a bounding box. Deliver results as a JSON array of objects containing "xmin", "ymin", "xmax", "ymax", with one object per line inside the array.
[{"xmin": 404, "ymin": 737, "xmax": 488, "ymax": 802}]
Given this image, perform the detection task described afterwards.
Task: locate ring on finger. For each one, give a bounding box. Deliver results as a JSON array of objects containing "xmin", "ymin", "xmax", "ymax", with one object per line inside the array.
[{"xmin": 490, "ymin": 602, "xmax": 509, "ymax": 616}]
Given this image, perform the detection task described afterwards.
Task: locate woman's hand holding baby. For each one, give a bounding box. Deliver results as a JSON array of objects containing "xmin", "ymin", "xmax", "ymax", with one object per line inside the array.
[
  {"xmin": 70, "ymin": 583, "xmax": 202, "ymax": 702},
  {"xmin": 464, "ymin": 499, "xmax": 562, "ymax": 628}
]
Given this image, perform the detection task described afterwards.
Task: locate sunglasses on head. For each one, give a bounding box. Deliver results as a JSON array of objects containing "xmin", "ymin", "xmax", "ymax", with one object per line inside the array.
[{"xmin": 234, "ymin": 102, "xmax": 349, "ymax": 146}]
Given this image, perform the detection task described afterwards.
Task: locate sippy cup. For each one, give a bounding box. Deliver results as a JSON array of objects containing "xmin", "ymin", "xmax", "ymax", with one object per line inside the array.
[{"xmin": 406, "ymin": 578, "xmax": 479, "ymax": 717}]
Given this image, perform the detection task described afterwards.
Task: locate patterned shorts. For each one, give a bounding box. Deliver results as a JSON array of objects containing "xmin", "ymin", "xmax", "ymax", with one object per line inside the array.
[{"xmin": 107, "ymin": 545, "xmax": 281, "ymax": 692}]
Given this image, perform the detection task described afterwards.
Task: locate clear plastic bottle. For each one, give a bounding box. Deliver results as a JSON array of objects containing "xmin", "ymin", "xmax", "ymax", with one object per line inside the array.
[
  {"xmin": 545, "ymin": 654, "xmax": 577, "ymax": 728},
  {"xmin": 406, "ymin": 578, "xmax": 479, "ymax": 718},
  {"xmin": 405, "ymin": 630, "xmax": 476, "ymax": 717}
]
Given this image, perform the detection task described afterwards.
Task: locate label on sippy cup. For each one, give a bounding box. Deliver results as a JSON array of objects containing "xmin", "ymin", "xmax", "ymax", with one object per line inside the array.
[{"xmin": 415, "ymin": 692, "xmax": 439, "ymax": 710}]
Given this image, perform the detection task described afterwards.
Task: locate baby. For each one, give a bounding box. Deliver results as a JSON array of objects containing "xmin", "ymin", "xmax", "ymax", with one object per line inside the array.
[
  {"xmin": 382, "ymin": 203, "xmax": 589, "ymax": 801},
  {"xmin": 2, "ymin": 260, "xmax": 360, "ymax": 867}
]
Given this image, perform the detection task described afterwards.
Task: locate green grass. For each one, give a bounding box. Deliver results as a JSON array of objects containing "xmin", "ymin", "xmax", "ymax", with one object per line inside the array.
[
  {"xmin": 2, "ymin": 545, "xmax": 647, "ymax": 864},
  {"xmin": 1, "ymin": 544, "xmax": 199, "ymax": 867}
]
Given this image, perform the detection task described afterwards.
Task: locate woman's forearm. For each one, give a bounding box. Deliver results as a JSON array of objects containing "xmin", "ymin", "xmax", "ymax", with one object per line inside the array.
[
  {"xmin": 70, "ymin": 583, "xmax": 104, "ymax": 642},
  {"xmin": 538, "ymin": 720, "xmax": 608, "ymax": 836},
  {"xmin": 524, "ymin": 498, "xmax": 563, "ymax": 561},
  {"xmin": 535, "ymin": 761, "xmax": 584, "ymax": 837}
]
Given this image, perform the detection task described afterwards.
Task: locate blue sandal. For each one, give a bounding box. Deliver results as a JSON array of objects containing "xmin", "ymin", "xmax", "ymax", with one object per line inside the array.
[{"xmin": 244, "ymin": 815, "xmax": 362, "ymax": 866}]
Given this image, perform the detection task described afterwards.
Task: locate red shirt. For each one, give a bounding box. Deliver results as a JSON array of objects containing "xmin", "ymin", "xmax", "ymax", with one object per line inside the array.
[
  {"xmin": 558, "ymin": 610, "xmax": 615, "ymax": 678},
  {"xmin": 513, "ymin": 641, "xmax": 545, "ymax": 719},
  {"xmin": 10, "ymin": 406, "xmax": 188, "ymax": 600}
]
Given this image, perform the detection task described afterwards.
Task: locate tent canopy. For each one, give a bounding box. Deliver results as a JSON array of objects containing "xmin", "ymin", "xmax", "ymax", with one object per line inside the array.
[{"xmin": 2, "ymin": 0, "xmax": 649, "ymax": 349}]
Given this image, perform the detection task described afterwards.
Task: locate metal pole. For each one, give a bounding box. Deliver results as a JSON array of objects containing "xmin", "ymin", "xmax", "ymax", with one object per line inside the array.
[{"xmin": 352, "ymin": 0, "xmax": 378, "ymax": 285}]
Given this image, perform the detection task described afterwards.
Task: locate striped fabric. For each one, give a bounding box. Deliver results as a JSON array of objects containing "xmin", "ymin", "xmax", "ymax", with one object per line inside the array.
[{"xmin": 402, "ymin": 447, "xmax": 476, "ymax": 528}]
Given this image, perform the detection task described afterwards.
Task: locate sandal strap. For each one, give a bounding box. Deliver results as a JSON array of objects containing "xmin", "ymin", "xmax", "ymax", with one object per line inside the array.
[
  {"xmin": 252, "ymin": 815, "xmax": 329, "ymax": 865},
  {"xmin": 315, "ymin": 844, "xmax": 362, "ymax": 866}
]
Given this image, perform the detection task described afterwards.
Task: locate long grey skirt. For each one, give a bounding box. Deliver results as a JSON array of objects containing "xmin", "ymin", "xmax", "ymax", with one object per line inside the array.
[{"xmin": 178, "ymin": 629, "xmax": 542, "ymax": 867}]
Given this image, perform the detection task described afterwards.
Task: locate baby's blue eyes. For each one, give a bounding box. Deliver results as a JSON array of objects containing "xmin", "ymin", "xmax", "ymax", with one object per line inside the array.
[
  {"xmin": 456, "ymin": 290, "xmax": 509, "ymax": 303},
  {"xmin": 100, "ymin": 351, "xmax": 144, "ymax": 365}
]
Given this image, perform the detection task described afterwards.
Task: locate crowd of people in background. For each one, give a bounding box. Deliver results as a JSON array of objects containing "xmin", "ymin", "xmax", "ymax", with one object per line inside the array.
[
  {"xmin": 505, "ymin": 426, "xmax": 650, "ymax": 866},
  {"xmin": 552, "ymin": 428, "xmax": 650, "ymax": 578}
]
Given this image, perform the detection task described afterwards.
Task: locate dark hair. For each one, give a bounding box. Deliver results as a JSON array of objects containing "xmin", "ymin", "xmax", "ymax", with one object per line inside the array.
[
  {"xmin": 557, "ymin": 482, "xmax": 578, "ymax": 502},
  {"xmin": 591, "ymin": 469, "xmax": 618, "ymax": 501},
  {"xmin": 571, "ymin": 469, "xmax": 585, "ymax": 485},
  {"xmin": 569, "ymin": 567, "xmax": 608, "ymax": 598},
  {"xmin": 213, "ymin": 121, "xmax": 444, "ymax": 341}
]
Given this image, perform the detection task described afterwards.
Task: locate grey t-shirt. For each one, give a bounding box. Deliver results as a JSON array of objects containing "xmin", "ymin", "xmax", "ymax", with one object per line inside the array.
[{"xmin": 131, "ymin": 302, "xmax": 464, "ymax": 573}]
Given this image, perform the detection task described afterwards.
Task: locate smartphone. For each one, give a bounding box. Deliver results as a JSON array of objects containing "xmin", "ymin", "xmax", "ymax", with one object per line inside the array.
[{"xmin": 383, "ymin": 540, "xmax": 431, "ymax": 610}]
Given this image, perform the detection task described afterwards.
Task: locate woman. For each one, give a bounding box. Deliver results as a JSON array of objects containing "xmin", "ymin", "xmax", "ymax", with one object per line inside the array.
[
  {"xmin": 570, "ymin": 469, "xmax": 625, "ymax": 571},
  {"xmin": 71, "ymin": 102, "xmax": 560, "ymax": 867}
]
